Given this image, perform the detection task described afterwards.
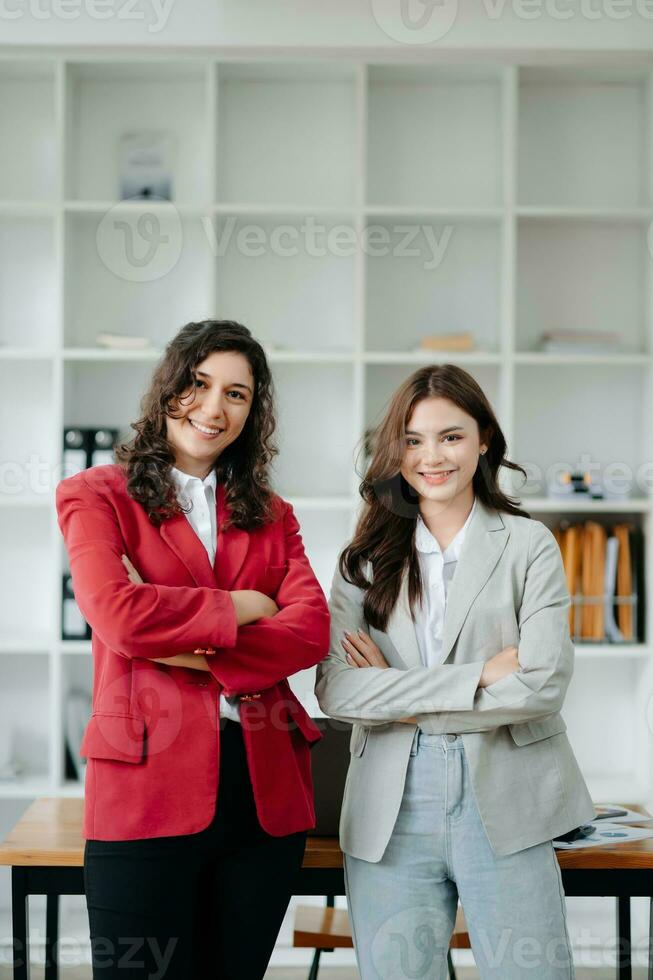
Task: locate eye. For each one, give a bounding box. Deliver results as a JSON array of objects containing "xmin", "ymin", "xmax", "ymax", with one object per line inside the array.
[
  {"xmin": 193, "ymin": 377, "xmax": 207, "ymax": 389},
  {"xmin": 405, "ymin": 438, "xmax": 419, "ymax": 447},
  {"xmin": 443, "ymin": 434, "xmax": 461, "ymax": 442},
  {"xmin": 228, "ymin": 390, "xmax": 246, "ymax": 400}
]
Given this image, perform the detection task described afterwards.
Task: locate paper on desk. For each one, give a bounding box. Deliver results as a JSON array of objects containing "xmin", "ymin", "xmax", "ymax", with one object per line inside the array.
[
  {"xmin": 594, "ymin": 804, "xmax": 651, "ymax": 824},
  {"xmin": 553, "ymin": 822, "xmax": 653, "ymax": 850}
]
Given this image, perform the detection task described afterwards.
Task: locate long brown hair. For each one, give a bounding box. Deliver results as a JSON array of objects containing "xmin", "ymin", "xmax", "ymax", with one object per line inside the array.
[
  {"xmin": 115, "ymin": 319, "xmax": 278, "ymax": 529},
  {"xmin": 341, "ymin": 364, "xmax": 529, "ymax": 631}
]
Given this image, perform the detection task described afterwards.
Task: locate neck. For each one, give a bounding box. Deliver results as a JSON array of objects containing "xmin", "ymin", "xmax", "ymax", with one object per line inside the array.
[
  {"xmin": 419, "ymin": 487, "xmax": 475, "ymax": 549},
  {"xmin": 173, "ymin": 458, "xmax": 213, "ymax": 480}
]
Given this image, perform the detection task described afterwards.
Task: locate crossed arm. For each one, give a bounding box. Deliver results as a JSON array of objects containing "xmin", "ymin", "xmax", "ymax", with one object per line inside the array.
[
  {"xmin": 315, "ymin": 521, "xmax": 573, "ymax": 732},
  {"xmin": 56, "ymin": 474, "xmax": 330, "ymax": 691}
]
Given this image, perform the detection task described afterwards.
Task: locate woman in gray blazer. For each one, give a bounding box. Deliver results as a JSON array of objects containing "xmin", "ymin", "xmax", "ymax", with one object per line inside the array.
[{"xmin": 315, "ymin": 363, "xmax": 593, "ymax": 979}]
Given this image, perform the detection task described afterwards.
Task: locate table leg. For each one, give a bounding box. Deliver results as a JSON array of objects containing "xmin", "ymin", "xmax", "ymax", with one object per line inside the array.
[
  {"xmin": 617, "ymin": 896, "xmax": 632, "ymax": 980},
  {"xmin": 45, "ymin": 893, "xmax": 59, "ymax": 980},
  {"xmin": 11, "ymin": 867, "xmax": 30, "ymax": 980},
  {"xmin": 648, "ymin": 898, "xmax": 653, "ymax": 980}
]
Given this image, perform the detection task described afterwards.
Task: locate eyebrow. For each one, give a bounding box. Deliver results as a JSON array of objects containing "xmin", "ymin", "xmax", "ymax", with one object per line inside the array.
[
  {"xmin": 195, "ymin": 370, "xmax": 252, "ymax": 394},
  {"xmin": 405, "ymin": 426, "xmax": 465, "ymax": 437}
]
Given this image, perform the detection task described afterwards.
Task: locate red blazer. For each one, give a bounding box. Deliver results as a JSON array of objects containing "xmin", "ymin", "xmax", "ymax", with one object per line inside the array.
[{"xmin": 56, "ymin": 464, "xmax": 329, "ymax": 841}]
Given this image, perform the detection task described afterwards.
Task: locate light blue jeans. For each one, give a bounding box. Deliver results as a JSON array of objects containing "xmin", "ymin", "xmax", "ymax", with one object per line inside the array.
[{"xmin": 344, "ymin": 729, "xmax": 574, "ymax": 979}]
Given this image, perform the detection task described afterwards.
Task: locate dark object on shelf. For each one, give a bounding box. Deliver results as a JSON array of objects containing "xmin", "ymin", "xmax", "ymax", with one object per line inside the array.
[
  {"xmin": 61, "ymin": 574, "xmax": 90, "ymax": 641},
  {"xmin": 306, "ymin": 718, "xmax": 352, "ymax": 838},
  {"xmin": 62, "ymin": 427, "xmax": 118, "ymax": 476},
  {"xmin": 89, "ymin": 428, "xmax": 118, "ymax": 467},
  {"xmin": 62, "ymin": 428, "xmax": 88, "ymax": 479}
]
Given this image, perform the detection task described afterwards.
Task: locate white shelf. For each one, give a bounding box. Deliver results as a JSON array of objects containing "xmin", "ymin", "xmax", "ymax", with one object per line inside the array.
[
  {"xmin": 525, "ymin": 497, "xmax": 651, "ymax": 513},
  {"xmin": 0, "ymin": 776, "xmax": 53, "ymax": 800},
  {"xmin": 0, "ymin": 52, "xmax": 651, "ymax": 818},
  {"xmin": 573, "ymin": 645, "xmax": 649, "ymax": 660},
  {"xmin": 514, "ymin": 353, "xmax": 653, "ymax": 366},
  {"xmin": 59, "ymin": 641, "xmax": 91, "ymax": 655}
]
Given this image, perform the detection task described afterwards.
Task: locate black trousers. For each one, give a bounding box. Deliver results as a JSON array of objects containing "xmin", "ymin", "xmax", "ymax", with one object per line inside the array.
[{"xmin": 84, "ymin": 719, "xmax": 308, "ymax": 980}]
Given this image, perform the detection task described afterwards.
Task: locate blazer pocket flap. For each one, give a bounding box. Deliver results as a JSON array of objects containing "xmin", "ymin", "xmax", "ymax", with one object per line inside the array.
[
  {"xmin": 80, "ymin": 712, "xmax": 146, "ymax": 763},
  {"xmin": 285, "ymin": 700, "xmax": 323, "ymax": 745},
  {"xmin": 349, "ymin": 724, "xmax": 369, "ymax": 757},
  {"xmin": 509, "ymin": 713, "xmax": 567, "ymax": 746}
]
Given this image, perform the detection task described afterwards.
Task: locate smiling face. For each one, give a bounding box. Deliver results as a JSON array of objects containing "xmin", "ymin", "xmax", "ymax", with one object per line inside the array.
[
  {"xmin": 165, "ymin": 350, "xmax": 254, "ymax": 479},
  {"xmin": 400, "ymin": 396, "xmax": 487, "ymax": 514}
]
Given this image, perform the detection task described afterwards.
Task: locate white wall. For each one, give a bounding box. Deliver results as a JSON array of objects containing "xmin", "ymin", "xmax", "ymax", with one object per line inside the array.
[{"xmin": 2, "ymin": 0, "xmax": 653, "ymax": 51}]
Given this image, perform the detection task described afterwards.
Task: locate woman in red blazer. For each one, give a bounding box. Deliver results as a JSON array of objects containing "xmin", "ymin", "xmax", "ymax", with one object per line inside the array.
[{"xmin": 56, "ymin": 319, "xmax": 330, "ymax": 980}]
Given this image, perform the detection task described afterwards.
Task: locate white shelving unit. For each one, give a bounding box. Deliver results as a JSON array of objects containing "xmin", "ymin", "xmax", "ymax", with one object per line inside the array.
[{"xmin": 1, "ymin": 52, "xmax": 653, "ymax": 827}]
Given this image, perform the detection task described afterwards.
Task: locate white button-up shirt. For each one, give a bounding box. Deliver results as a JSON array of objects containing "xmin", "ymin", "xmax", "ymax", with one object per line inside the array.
[
  {"xmin": 170, "ymin": 466, "xmax": 240, "ymax": 723},
  {"xmin": 413, "ymin": 497, "xmax": 477, "ymax": 669}
]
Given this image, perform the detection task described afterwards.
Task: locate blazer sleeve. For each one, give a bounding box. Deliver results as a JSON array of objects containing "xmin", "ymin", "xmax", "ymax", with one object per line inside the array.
[
  {"xmin": 416, "ymin": 521, "xmax": 574, "ymax": 734},
  {"xmin": 205, "ymin": 502, "xmax": 330, "ymax": 695},
  {"xmin": 314, "ymin": 563, "xmax": 484, "ymax": 726},
  {"xmin": 56, "ymin": 473, "xmax": 239, "ymax": 658}
]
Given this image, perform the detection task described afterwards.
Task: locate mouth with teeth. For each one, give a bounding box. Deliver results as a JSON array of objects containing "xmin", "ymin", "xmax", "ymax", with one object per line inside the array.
[
  {"xmin": 188, "ymin": 418, "xmax": 224, "ymax": 439},
  {"xmin": 419, "ymin": 470, "xmax": 456, "ymax": 485}
]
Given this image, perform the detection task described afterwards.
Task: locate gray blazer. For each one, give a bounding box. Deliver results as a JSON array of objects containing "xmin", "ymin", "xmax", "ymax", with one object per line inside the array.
[{"xmin": 315, "ymin": 498, "xmax": 594, "ymax": 862}]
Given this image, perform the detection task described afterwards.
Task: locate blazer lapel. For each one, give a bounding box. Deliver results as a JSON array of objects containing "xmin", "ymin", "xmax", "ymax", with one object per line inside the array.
[
  {"xmin": 160, "ymin": 483, "xmax": 250, "ymax": 590},
  {"xmin": 160, "ymin": 513, "xmax": 217, "ymax": 589},
  {"xmin": 386, "ymin": 572, "xmax": 422, "ymax": 669},
  {"xmin": 439, "ymin": 500, "xmax": 509, "ymax": 664},
  {"xmin": 215, "ymin": 483, "xmax": 250, "ymax": 590},
  {"xmin": 385, "ymin": 499, "xmax": 509, "ymax": 669}
]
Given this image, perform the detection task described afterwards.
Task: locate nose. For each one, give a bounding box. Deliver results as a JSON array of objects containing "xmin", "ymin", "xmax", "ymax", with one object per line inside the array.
[
  {"xmin": 201, "ymin": 388, "xmax": 227, "ymax": 424},
  {"xmin": 420, "ymin": 438, "xmax": 445, "ymax": 465}
]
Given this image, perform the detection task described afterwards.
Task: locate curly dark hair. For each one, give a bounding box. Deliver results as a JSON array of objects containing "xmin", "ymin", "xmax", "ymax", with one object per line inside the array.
[{"xmin": 114, "ymin": 319, "xmax": 278, "ymax": 529}]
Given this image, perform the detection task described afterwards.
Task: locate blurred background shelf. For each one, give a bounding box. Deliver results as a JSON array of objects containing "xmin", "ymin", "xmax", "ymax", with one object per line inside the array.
[{"xmin": 0, "ymin": 51, "xmax": 652, "ymax": 844}]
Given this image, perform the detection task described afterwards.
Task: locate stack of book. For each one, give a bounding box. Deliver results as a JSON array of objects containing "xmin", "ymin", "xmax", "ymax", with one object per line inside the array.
[
  {"xmin": 417, "ymin": 331, "xmax": 476, "ymax": 352},
  {"xmin": 539, "ymin": 329, "xmax": 622, "ymax": 354},
  {"xmin": 553, "ymin": 520, "xmax": 641, "ymax": 643}
]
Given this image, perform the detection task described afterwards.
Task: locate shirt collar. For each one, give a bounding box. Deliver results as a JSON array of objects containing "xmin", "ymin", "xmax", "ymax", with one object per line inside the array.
[
  {"xmin": 415, "ymin": 496, "xmax": 477, "ymax": 561},
  {"xmin": 170, "ymin": 465, "xmax": 217, "ymax": 496}
]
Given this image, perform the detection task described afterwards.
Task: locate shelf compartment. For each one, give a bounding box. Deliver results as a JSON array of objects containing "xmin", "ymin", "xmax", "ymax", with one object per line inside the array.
[
  {"xmin": 213, "ymin": 212, "xmax": 356, "ymax": 353},
  {"xmin": 0, "ymin": 216, "xmax": 57, "ymax": 351},
  {"xmin": 216, "ymin": 63, "xmax": 357, "ymax": 208},
  {"xmin": 64, "ymin": 209, "xmax": 212, "ymax": 349},
  {"xmin": 0, "ymin": 654, "xmax": 50, "ymax": 787},
  {"xmin": 365, "ymin": 363, "xmax": 501, "ymax": 435},
  {"xmin": 365, "ymin": 216, "xmax": 501, "ymax": 353},
  {"xmin": 516, "ymin": 218, "xmax": 649, "ymax": 354},
  {"xmin": 270, "ymin": 362, "xmax": 355, "ymax": 499},
  {"xmin": 366, "ymin": 65, "xmax": 503, "ymax": 208},
  {"xmin": 61, "ymin": 653, "xmax": 92, "ymax": 784},
  {"xmin": 0, "ymin": 360, "xmax": 56, "ymax": 506},
  {"xmin": 518, "ymin": 66, "xmax": 651, "ymax": 207},
  {"xmin": 63, "ymin": 359, "xmax": 153, "ymax": 438},
  {"xmin": 65, "ymin": 61, "xmax": 210, "ymax": 205},
  {"xmin": 514, "ymin": 365, "xmax": 651, "ymax": 499},
  {"xmin": 0, "ymin": 60, "xmax": 57, "ymax": 203},
  {"xmin": 0, "ymin": 509, "xmax": 53, "ymax": 645},
  {"xmin": 564, "ymin": 659, "xmax": 641, "ymax": 796},
  {"xmin": 290, "ymin": 506, "xmax": 354, "ymax": 599}
]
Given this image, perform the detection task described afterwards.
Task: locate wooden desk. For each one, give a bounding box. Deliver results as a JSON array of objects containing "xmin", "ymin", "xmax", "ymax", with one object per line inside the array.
[{"xmin": 1, "ymin": 798, "xmax": 653, "ymax": 980}]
